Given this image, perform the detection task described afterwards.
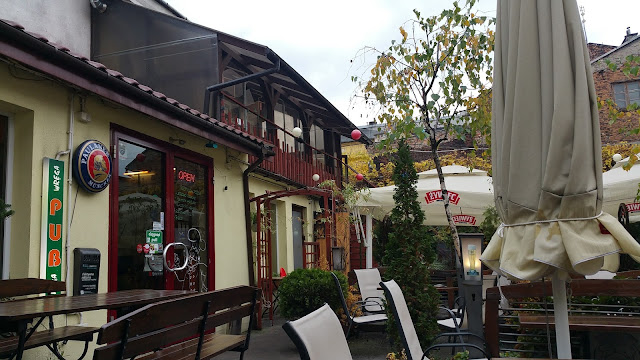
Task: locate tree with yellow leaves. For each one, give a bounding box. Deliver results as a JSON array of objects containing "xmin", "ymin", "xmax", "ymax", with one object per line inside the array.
[{"xmin": 353, "ymin": 0, "xmax": 494, "ymax": 258}]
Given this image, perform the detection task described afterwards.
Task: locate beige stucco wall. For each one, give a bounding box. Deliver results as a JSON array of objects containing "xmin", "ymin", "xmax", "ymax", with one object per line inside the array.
[{"xmin": 0, "ymin": 61, "xmax": 253, "ymax": 357}]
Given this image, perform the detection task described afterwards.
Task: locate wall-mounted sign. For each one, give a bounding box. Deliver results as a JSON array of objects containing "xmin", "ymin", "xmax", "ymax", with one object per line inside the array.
[
  {"xmin": 424, "ymin": 190, "xmax": 461, "ymax": 205},
  {"xmin": 73, "ymin": 140, "xmax": 112, "ymax": 193},
  {"xmin": 452, "ymin": 214, "xmax": 477, "ymax": 226},
  {"xmin": 41, "ymin": 158, "xmax": 64, "ymax": 281}
]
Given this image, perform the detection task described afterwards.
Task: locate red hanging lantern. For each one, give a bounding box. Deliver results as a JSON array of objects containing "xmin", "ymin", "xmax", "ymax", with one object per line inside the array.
[
  {"xmin": 351, "ymin": 129, "xmax": 362, "ymax": 141},
  {"xmin": 356, "ymin": 173, "xmax": 364, "ymax": 181}
]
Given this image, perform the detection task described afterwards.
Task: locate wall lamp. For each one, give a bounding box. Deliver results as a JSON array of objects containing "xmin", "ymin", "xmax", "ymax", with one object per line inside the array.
[{"xmin": 205, "ymin": 141, "xmax": 218, "ymax": 149}]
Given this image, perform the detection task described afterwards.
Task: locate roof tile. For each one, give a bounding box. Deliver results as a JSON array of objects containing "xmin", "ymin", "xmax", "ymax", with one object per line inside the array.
[
  {"xmin": 3, "ymin": 20, "xmax": 24, "ymax": 30},
  {"xmin": 0, "ymin": 18, "xmax": 266, "ymax": 148},
  {"xmin": 86, "ymin": 60, "xmax": 107, "ymax": 71}
]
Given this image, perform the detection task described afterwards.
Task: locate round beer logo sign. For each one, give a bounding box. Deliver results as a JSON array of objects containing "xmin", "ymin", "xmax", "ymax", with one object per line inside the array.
[{"xmin": 73, "ymin": 140, "xmax": 112, "ymax": 193}]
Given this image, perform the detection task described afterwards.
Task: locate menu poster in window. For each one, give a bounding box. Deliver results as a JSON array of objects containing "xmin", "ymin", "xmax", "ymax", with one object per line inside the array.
[{"xmin": 175, "ymin": 169, "xmax": 200, "ymax": 222}]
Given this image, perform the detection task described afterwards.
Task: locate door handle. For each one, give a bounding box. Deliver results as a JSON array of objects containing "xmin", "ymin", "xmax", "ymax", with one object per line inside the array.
[{"xmin": 163, "ymin": 242, "xmax": 190, "ymax": 271}]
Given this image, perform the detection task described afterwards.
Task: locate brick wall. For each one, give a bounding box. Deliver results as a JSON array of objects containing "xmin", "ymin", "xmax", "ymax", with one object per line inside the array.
[{"xmin": 591, "ymin": 37, "xmax": 640, "ymax": 145}]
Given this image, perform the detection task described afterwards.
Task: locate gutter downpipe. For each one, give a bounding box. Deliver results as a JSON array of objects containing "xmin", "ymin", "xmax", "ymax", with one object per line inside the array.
[
  {"xmin": 55, "ymin": 93, "xmax": 74, "ymax": 295},
  {"xmin": 243, "ymin": 146, "xmax": 268, "ymax": 287}
]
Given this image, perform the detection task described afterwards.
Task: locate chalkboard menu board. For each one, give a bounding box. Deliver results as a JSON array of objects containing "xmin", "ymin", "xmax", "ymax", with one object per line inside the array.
[{"xmin": 73, "ymin": 248, "xmax": 100, "ymax": 295}]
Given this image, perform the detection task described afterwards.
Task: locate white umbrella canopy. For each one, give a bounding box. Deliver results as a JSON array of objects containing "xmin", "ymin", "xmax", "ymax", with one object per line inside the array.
[
  {"xmin": 356, "ymin": 165, "xmax": 494, "ymax": 226},
  {"xmin": 484, "ymin": 0, "xmax": 640, "ymax": 357},
  {"xmin": 603, "ymin": 156, "xmax": 640, "ymax": 223},
  {"xmin": 482, "ymin": 0, "xmax": 640, "ymax": 282}
]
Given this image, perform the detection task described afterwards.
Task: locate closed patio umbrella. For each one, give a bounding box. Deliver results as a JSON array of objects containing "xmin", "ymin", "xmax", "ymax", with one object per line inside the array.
[{"xmin": 481, "ymin": 0, "xmax": 640, "ymax": 357}]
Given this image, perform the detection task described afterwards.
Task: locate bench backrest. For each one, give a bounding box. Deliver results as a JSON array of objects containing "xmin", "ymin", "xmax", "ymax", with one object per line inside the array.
[
  {"xmin": 93, "ymin": 285, "xmax": 260, "ymax": 360},
  {"xmin": 0, "ymin": 278, "xmax": 66, "ymax": 299},
  {"xmin": 485, "ymin": 279, "xmax": 640, "ymax": 358}
]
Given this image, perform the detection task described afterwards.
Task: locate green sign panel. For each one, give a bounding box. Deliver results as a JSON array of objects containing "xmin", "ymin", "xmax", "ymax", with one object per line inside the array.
[
  {"xmin": 40, "ymin": 158, "xmax": 64, "ymax": 282},
  {"xmin": 146, "ymin": 230, "xmax": 163, "ymax": 255}
]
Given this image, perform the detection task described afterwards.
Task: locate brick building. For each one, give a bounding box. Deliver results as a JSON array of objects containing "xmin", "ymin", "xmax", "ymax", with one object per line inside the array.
[{"xmin": 590, "ymin": 27, "xmax": 640, "ymax": 145}]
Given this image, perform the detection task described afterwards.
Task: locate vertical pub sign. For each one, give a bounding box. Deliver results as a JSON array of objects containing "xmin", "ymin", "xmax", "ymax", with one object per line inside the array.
[{"xmin": 41, "ymin": 158, "xmax": 64, "ymax": 281}]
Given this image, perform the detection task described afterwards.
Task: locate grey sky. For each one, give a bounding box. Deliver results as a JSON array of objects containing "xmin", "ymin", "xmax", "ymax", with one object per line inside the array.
[{"xmin": 165, "ymin": 0, "xmax": 640, "ymax": 126}]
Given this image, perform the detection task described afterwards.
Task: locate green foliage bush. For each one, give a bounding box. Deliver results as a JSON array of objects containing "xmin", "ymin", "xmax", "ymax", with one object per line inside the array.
[
  {"xmin": 277, "ymin": 268, "xmax": 348, "ymax": 319},
  {"xmin": 383, "ymin": 140, "xmax": 440, "ymax": 348}
]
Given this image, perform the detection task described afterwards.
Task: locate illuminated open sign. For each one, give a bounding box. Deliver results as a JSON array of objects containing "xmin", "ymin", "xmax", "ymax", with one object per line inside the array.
[{"xmin": 178, "ymin": 170, "xmax": 196, "ymax": 183}]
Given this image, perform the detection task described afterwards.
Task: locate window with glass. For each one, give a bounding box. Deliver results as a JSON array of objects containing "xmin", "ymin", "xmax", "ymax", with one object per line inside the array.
[
  {"xmin": 613, "ymin": 81, "xmax": 640, "ymax": 109},
  {"xmin": 111, "ymin": 131, "xmax": 213, "ymax": 294}
]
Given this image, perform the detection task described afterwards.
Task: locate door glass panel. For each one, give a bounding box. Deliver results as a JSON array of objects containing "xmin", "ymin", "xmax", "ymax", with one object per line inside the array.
[
  {"xmin": 117, "ymin": 140, "xmax": 165, "ymax": 290},
  {"xmin": 173, "ymin": 157, "xmax": 208, "ymax": 292}
]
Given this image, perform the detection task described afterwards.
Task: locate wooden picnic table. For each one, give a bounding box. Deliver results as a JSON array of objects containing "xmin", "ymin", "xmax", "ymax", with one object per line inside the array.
[{"xmin": 0, "ymin": 289, "xmax": 192, "ymax": 360}]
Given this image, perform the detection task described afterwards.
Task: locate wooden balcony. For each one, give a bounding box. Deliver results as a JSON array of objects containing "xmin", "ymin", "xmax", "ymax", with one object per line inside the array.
[{"xmin": 219, "ymin": 96, "xmax": 343, "ymax": 186}]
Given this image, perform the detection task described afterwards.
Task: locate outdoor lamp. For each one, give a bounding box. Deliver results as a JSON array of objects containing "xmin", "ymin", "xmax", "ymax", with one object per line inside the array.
[
  {"xmin": 291, "ymin": 127, "xmax": 303, "ymax": 138},
  {"xmin": 458, "ymin": 233, "xmax": 484, "ymax": 353},
  {"xmin": 332, "ymin": 246, "xmax": 345, "ymax": 271},
  {"xmin": 312, "ymin": 174, "xmax": 320, "ymax": 182},
  {"xmin": 459, "ymin": 233, "xmax": 483, "ymax": 282},
  {"xmin": 613, "ymin": 153, "xmax": 623, "ymax": 163}
]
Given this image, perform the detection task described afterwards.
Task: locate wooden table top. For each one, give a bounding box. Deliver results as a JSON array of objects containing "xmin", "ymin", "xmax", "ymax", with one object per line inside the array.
[
  {"xmin": 0, "ymin": 289, "xmax": 192, "ymax": 321},
  {"xmin": 518, "ymin": 314, "xmax": 640, "ymax": 332}
]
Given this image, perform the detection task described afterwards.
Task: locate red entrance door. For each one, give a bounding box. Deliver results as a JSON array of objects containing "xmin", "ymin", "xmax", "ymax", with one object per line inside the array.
[{"xmin": 109, "ymin": 128, "xmax": 214, "ymax": 293}]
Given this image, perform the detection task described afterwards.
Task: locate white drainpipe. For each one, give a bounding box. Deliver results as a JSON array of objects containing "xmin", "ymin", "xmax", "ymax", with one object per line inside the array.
[{"xmin": 55, "ymin": 93, "xmax": 74, "ymax": 295}]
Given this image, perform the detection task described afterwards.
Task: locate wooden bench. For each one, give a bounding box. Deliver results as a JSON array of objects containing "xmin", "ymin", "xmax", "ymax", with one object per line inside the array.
[
  {"xmin": 92, "ymin": 285, "xmax": 260, "ymax": 360},
  {"xmin": 485, "ymin": 279, "xmax": 640, "ymax": 359},
  {"xmin": 0, "ymin": 278, "xmax": 98, "ymax": 359}
]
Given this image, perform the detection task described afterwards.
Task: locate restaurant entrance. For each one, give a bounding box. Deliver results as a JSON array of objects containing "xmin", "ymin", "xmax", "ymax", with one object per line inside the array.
[{"xmin": 109, "ymin": 128, "xmax": 214, "ymax": 293}]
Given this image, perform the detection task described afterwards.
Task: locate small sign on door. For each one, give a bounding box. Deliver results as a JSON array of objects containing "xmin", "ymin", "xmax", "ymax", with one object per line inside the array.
[{"xmin": 146, "ymin": 230, "xmax": 163, "ymax": 254}]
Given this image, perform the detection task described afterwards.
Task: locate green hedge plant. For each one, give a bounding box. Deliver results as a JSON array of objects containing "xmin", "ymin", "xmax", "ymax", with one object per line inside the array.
[{"xmin": 278, "ymin": 268, "xmax": 348, "ymax": 319}]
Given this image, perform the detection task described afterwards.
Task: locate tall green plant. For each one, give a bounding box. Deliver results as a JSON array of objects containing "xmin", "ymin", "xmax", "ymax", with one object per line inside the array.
[
  {"xmin": 354, "ymin": 0, "xmax": 495, "ymax": 260},
  {"xmin": 382, "ymin": 140, "xmax": 440, "ymax": 347}
]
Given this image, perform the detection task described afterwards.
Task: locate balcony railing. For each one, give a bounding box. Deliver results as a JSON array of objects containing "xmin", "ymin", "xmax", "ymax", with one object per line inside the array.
[{"xmin": 220, "ymin": 93, "xmax": 344, "ymax": 186}]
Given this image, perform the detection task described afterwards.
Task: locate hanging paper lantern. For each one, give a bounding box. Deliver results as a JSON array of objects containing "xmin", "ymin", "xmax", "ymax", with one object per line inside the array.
[
  {"xmin": 312, "ymin": 174, "xmax": 320, "ymax": 181},
  {"xmin": 351, "ymin": 129, "xmax": 362, "ymax": 141},
  {"xmin": 356, "ymin": 173, "xmax": 364, "ymax": 181}
]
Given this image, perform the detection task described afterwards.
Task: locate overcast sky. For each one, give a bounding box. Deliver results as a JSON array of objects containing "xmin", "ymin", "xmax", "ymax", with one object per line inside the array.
[{"xmin": 165, "ymin": 0, "xmax": 640, "ymax": 126}]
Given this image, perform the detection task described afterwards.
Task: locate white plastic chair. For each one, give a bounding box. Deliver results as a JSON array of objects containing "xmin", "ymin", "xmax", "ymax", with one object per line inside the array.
[
  {"xmin": 380, "ymin": 279, "xmax": 489, "ymax": 360},
  {"xmin": 331, "ymin": 272, "xmax": 387, "ymax": 337},
  {"xmin": 282, "ymin": 303, "xmax": 353, "ymax": 360},
  {"xmin": 354, "ymin": 268, "xmax": 386, "ymax": 314}
]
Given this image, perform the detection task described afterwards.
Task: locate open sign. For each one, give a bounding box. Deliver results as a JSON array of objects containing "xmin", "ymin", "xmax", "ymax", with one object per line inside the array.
[{"xmin": 178, "ymin": 170, "xmax": 196, "ymax": 183}]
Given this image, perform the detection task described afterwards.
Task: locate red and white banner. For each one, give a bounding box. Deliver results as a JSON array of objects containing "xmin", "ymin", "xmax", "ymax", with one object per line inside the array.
[
  {"xmin": 424, "ymin": 190, "xmax": 461, "ymax": 205},
  {"xmin": 626, "ymin": 203, "xmax": 640, "ymax": 213},
  {"xmin": 452, "ymin": 214, "xmax": 477, "ymax": 226}
]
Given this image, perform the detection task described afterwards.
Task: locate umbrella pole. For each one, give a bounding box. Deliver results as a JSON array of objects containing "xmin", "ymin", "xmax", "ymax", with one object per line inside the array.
[{"xmin": 552, "ymin": 272, "xmax": 572, "ymax": 359}]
